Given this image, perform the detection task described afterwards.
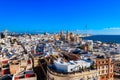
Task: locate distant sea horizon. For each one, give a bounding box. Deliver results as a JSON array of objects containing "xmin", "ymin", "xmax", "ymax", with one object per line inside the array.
[{"xmin": 83, "ymin": 35, "xmax": 120, "ymax": 43}]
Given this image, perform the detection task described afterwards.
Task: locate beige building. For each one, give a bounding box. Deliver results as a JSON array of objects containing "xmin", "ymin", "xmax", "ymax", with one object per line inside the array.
[
  {"xmin": 95, "ymin": 57, "xmax": 114, "ymax": 80},
  {"xmin": 110, "ymin": 53, "xmax": 120, "ymax": 61},
  {"xmin": 113, "ymin": 60, "xmax": 120, "ymax": 77}
]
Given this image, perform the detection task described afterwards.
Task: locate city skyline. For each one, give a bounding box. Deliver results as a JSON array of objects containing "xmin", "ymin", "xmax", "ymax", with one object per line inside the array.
[{"xmin": 0, "ymin": 0, "xmax": 120, "ymax": 34}]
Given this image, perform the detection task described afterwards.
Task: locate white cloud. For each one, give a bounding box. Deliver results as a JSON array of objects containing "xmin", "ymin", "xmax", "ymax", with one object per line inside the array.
[
  {"xmin": 72, "ymin": 27, "xmax": 120, "ymax": 35},
  {"xmin": 104, "ymin": 27, "xmax": 120, "ymax": 30}
]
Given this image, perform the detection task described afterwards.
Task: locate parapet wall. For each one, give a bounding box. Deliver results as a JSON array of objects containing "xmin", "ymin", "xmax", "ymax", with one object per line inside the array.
[{"xmin": 47, "ymin": 67, "xmax": 100, "ymax": 80}]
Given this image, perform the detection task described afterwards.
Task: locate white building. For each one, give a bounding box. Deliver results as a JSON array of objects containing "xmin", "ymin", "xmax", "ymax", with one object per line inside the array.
[
  {"xmin": 86, "ymin": 40, "xmax": 93, "ymax": 51},
  {"xmin": 53, "ymin": 58, "xmax": 93, "ymax": 73}
]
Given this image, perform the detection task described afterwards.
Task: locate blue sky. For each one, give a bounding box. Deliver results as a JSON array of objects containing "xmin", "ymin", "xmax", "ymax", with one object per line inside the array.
[{"xmin": 0, "ymin": 0, "xmax": 120, "ymax": 34}]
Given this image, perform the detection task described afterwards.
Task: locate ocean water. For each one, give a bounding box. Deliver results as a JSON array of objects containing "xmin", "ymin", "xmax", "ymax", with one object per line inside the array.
[{"xmin": 83, "ymin": 35, "xmax": 120, "ymax": 43}]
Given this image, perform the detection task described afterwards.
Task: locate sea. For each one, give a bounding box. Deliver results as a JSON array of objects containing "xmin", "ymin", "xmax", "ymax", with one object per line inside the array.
[{"xmin": 83, "ymin": 35, "xmax": 120, "ymax": 43}]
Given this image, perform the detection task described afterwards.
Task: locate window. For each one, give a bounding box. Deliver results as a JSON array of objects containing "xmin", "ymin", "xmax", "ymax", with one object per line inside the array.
[
  {"xmin": 102, "ymin": 70, "xmax": 104, "ymax": 73},
  {"xmin": 111, "ymin": 75, "xmax": 113, "ymax": 78},
  {"xmin": 111, "ymin": 65, "xmax": 113, "ymax": 67},
  {"xmin": 106, "ymin": 70, "xmax": 107, "ymax": 73},
  {"xmin": 102, "ymin": 61, "xmax": 104, "ymax": 64},
  {"xmin": 111, "ymin": 69, "xmax": 113, "ymax": 72},
  {"xmin": 106, "ymin": 60, "xmax": 108, "ymax": 63},
  {"xmin": 99, "ymin": 62, "xmax": 100, "ymax": 64},
  {"xmin": 106, "ymin": 65, "xmax": 108, "ymax": 68},
  {"xmin": 102, "ymin": 76, "xmax": 104, "ymax": 79},
  {"xmin": 102, "ymin": 66, "xmax": 104, "ymax": 69}
]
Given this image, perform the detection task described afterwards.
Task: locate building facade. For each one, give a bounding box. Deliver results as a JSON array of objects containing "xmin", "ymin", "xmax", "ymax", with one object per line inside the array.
[
  {"xmin": 47, "ymin": 68, "xmax": 99, "ymax": 80},
  {"xmin": 95, "ymin": 57, "xmax": 114, "ymax": 80},
  {"xmin": 113, "ymin": 60, "xmax": 120, "ymax": 77}
]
